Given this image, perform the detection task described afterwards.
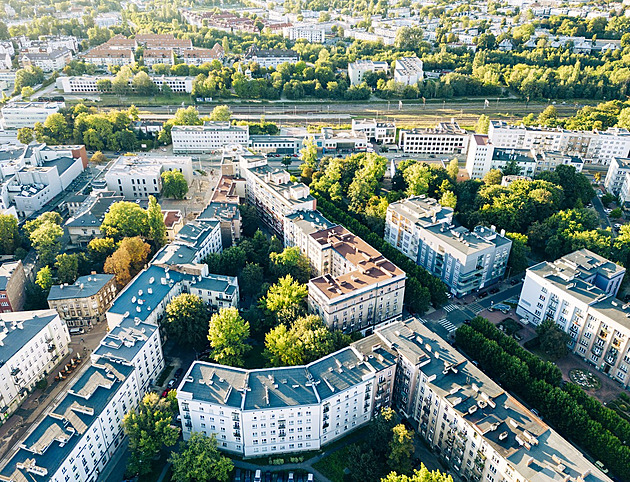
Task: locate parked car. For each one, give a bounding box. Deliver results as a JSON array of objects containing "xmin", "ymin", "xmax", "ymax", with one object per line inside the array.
[
  {"xmin": 161, "ymin": 389, "xmax": 170, "ymax": 398},
  {"xmin": 490, "ymin": 287, "xmax": 500, "ymax": 294},
  {"xmin": 174, "ymin": 368, "xmax": 184, "ymax": 379},
  {"xmin": 234, "ymin": 469, "xmax": 242, "ymax": 482},
  {"xmin": 288, "ymin": 473, "xmax": 294, "ymax": 482},
  {"xmin": 478, "ymin": 291, "xmax": 488, "ymax": 299},
  {"xmin": 167, "ymin": 378, "xmax": 177, "ymax": 389},
  {"xmin": 254, "ymin": 470, "xmax": 262, "ymax": 482},
  {"xmin": 245, "ymin": 471, "xmax": 252, "ymax": 482},
  {"xmin": 510, "ymin": 279, "xmax": 518, "ymax": 285},
  {"xmin": 265, "ymin": 471, "xmax": 271, "ymax": 482},
  {"xmin": 614, "ymin": 223, "xmax": 622, "ymax": 229}
]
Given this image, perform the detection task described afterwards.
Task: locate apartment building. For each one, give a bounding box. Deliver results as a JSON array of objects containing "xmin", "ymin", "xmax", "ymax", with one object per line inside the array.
[
  {"xmin": 393, "ymin": 56, "xmax": 424, "ymax": 85},
  {"xmin": 180, "ymin": 44, "xmax": 225, "ymax": 65},
  {"xmin": 384, "ymin": 197, "xmax": 511, "ymax": 297},
  {"xmin": 1, "ymin": 155, "xmax": 84, "ymax": 218},
  {"xmin": 488, "ymin": 120, "xmax": 630, "ymax": 165},
  {"xmin": 310, "ymin": 128, "xmax": 368, "ymax": 154},
  {"xmin": 307, "ymin": 225, "xmax": 406, "ymax": 333},
  {"xmin": 243, "ymin": 45, "xmax": 299, "ymax": 68},
  {"xmin": 64, "ymin": 192, "xmax": 124, "ymax": 246},
  {"xmin": 466, "ymin": 134, "xmax": 586, "ymax": 179},
  {"xmin": 197, "ymin": 175, "xmax": 243, "ymax": 247},
  {"xmin": 0, "ymin": 359, "xmax": 137, "ymax": 482},
  {"xmin": 0, "ymin": 261, "xmax": 26, "ymax": 313},
  {"xmin": 143, "ymin": 49, "xmax": 175, "ymax": 66},
  {"xmin": 176, "ymin": 340, "xmax": 397, "ymax": 456},
  {"xmin": 376, "ymin": 319, "xmax": 612, "ymax": 482},
  {"xmin": 0, "ymin": 310, "xmax": 71, "ymax": 420},
  {"xmin": 351, "ymin": 119, "xmax": 396, "ymax": 144},
  {"xmin": 56, "ymin": 75, "xmax": 194, "ymax": 94},
  {"xmin": 399, "ymin": 121, "xmax": 469, "ymax": 156},
  {"xmin": 175, "ymin": 219, "xmax": 223, "ymax": 260},
  {"xmin": 244, "ymin": 164, "xmax": 316, "ymax": 237},
  {"xmin": 188, "ymin": 274, "xmax": 239, "ymax": 311},
  {"xmin": 347, "ymin": 59, "xmax": 389, "ymax": 85},
  {"xmin": 104, "ymin": 155, "xmax": 193, "ymax": 200},
  {"xmin": 516, "ymin": 250, "xmax": 630, "ymax": 387},
  {"xmin": 1, "ymin": 101, "xmax": 65, "ymax": 129},
  {"xmin": 620, "ymin": 172, "xmax": 630, "ymax": 208},
  {"xmin": 282, "ymin": 24, "xmax": 326, "ymax": 43},
  {"xmin": 284, "ymin": 210, "xmax": 336, "ymax": 270},
  {"xmin": 82, "ymin": 48, "xmax": 134, "ymax": 67},
  {"xmin": 103, "ymin": 34, "xmax": 138, "ymax": 50},
  {"xmin": 105, "ymin": 264, "xmax": 188, "ymax": 330},
  {"xmin": 604, "ymin": 157, "xmax": 630, "ymax": 195},
  {"xmin": 172, "ymin": 122, "xmax": 249, "ymax": 153},
  {"xmin": 249, "ymin": 135, "xmax": 303, "ymax": 155},
  {"xmin": 47, "ymin": 274, "xmax": 117, "ymax": 327},
  {"xmin": 19, "ymin": 48, "xmax": 73, "ymax": 72}
]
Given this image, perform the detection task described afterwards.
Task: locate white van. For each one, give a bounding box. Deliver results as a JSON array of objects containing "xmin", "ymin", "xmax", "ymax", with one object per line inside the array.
[{"xmin": 254, "ymin": 470, "xmax": 262, "ymax": 482}]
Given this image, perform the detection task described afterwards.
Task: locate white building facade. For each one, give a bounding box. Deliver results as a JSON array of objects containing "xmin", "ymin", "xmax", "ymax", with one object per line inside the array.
[
  {"xmin": 172, "ymin": 123, "xmax": 250, "ymax": 153},
  {"xmin": 399, "ymin": 122, "xmax": 469, "ymax": 156},
  {"xmin": 1, "ymin": 102, "xmax": 65, "ymax": 129},
  {"xmin": 0, "ymin": 310, "xmax": 71, "ymax": 420},
  {"xmin": 516, "ymin": 249, "xmax": 630, "ymax": 387},
  {"xmin": 393, "ymin": 56, "xmax": 424, "ymax": 85},
  {"xmin": 604, "ymin": 157, "xmax": 630, "ymax": 195}
]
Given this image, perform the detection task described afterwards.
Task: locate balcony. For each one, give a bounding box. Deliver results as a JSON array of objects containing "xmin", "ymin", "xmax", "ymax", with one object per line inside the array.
[
  {"xmin": 185, "ymin": 421, "xmax": 192, "ymax": 428},
  {"xmin": 47, "ymin": 344, "xmax": 56, "ymax": 353},
  {"xmin": 10, "ymin": 367, "xmax": 21, "ymax": 376},
  {"xmin": 184, "ymin": 414, "xmax": 191, "ymax": 420}
]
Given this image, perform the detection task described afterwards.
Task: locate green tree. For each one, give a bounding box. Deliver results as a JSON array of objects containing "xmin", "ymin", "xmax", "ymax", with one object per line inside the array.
[
  {"xmin": 87, "ymin": 237, "xmax": 116, "ymax": 270},
  {"xmin": 446, "ymin": 158, "xmax": 459, "ymax": 180},
  {"xmin": 439, "ymin": 191, "xmax": 457, "ymax": 209},
  {"xmin": 165, "ymin": 294, "xmax": 210, "ymax": 349},
  {"xmin": 100, "ymin": 201, "xmax": 149, "ymax": 240},
  {"xmin": 300, "ymin": 137, "xmax": 318, "ymax": 177},
  {"xmin": 161, "ymin": 170, "xmax": 189, "ymax": 199},
  {"xmin": 404, "ymin": 163, "xmax": 432, "ymax": 196},
  {"xmin": 96, "ymin": 78, "xmax": 112, "ymax": 92},
  {"xmin": 132, "ymin": 71, "xmax": 157, "ymax": 95},
  {"xmin": 21, "ymin": 86, "xmax": 34, "ymax": 100},
  {"xmin": 475, "ymin": 114, "xmax": 490, "ymax": 134},
  {"xmin": 506, "ymin": 232, "xmax": 530, "ymax": 274},
  {"xmin": 35, "ymin": 266, "xmax": 53, "ymax": 291},
  {"xmin": 260, "ymin": 275, "xmax": 308, "ymax": 313},
  {"xmin": 17, "ymin": 127, "xmax": 34, "ymax": 144},
  {"xmin": 537, "ymin": 105, "xmax": 559, "ymax": 126},
  {"xmin": 502, "ymin": 160, "xmax": 521, "ymax": 176},
  {"xmin": 265, "ymin": 315, "xmax": 351, "ymax": 366},
  {"xmin": 0, "ymin": 214, "xmax": 20, "ymax": 254},
  {"xmin": 382, "ymin": 465, "xmax": 453, "ymax": 482},
  {"xmin": 208, "ymin": 307, "xmax": 251, "ymax": 366},
  {"xmin": 269, "ymin": 246, "xmax": 311, "ymax": 283},
  {"xmin": 147, "ymin": 196, "xmax": 167, "ymax": 248},
  {"xmin": 169, "ymin": 432, "xmax": 234, "ymax": 482},
  {"xmin": 240, "ymin": 262, "xmax": 264, "ymax": 298},
  {"xmin": 29, "ymin": 219, "xmax": 63, "ymax": 267},
  {"xmin": 483, "ymin": 168, "xmax": 503, "ymax": 185},
  {"xmin": 124, "ymin": 392, "xmax": 179, "ymax": 477},
  {"xmin": 55, "ymin": 253, "xmax": 79, "ymax": 284},
  {"xmin": 536, "ymin": 319, "xmax": 571, "ymax": 361},
  {"xmin": 208, "ymin": 105, "xmax": 232, "ymax": 121},
  {"xmin": 388, "ymin": 424, "xmax": 414, "ymax": 475}
]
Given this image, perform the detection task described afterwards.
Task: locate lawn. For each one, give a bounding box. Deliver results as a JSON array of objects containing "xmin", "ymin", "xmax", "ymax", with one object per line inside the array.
[
  {"xmin": 312, "ymin": 446, "xmax": 352, "ymax": 482},
  {"xmin": 607, "ymin": 393, "xmax": 630, "ymax": 423}
]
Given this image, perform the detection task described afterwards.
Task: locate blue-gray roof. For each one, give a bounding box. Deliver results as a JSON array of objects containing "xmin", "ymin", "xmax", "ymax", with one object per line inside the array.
[
  {"xmin": 0, "ymin": 310, "xmax": 59, "ymax": 366},
  {"xmin": 151, "ymin": 243, "xmax": 198, "ymax": 266},
  {"xmin": 176, "ymin": 219, "xmax": 220, "ymax": 249},
  {"xmin": 107, "ymin": 265, "xmax": 186, "ymax": 322},
  {"xmin": 0, "ymin": 360, "xmax": 133, "ymax": 482},
  {"xmin": 48, "ymin": 274, "xmax": 114, "ymax": 301},
  {"xmin": 45, "ymin": 156, "xmax": 77, "ymax": 175},
  {"xmin": 189, "ymin": 275, "xmax": 236, "ymax": 295},
  {"xmin": 93, "ymin": 317, "xmax": 157, "ymax": 363}
]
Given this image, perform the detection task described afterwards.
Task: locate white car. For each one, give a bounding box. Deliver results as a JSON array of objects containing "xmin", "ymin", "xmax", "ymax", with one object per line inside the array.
[{"xmin": 614, "ymin": 223, "xmax": 622, "ymax": 229}]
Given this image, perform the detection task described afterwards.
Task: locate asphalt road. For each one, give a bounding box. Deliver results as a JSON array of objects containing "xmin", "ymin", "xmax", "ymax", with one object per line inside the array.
[
  {"xmin": 591, "ymin": 194, "xmax": 613, "ymax": 231},
  {"xmin": 422, "ymin": 280, "xmax": 524, "ymax": 341}
]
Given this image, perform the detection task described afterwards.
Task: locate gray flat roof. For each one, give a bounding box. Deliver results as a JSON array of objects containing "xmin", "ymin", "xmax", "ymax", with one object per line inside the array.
[
  {"xmin": 48, "ymin": 274, "xmax": 113, "ymax": 301},
  {"xmin": 0, "ymin": 310, "xmax": 59, "ymax": 365}
]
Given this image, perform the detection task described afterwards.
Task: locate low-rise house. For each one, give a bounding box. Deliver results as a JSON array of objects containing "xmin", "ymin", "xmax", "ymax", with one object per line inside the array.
[{"xmin": 47, "ymin": 274, "xmax": 117, "ymax": 327}]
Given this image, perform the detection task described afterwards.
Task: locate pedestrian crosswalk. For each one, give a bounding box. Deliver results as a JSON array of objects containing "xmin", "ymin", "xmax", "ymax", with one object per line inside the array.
[
  {"xmin": 443, "ymin": 303, "xmax": 458, "ymax": 313},
  {"xmin": 467, "ymin": 302, "xmax": 484, "ymax": 314},
  {"xmin": 437, "ymin": 318, "xmax": 457, "ymax": 333}
]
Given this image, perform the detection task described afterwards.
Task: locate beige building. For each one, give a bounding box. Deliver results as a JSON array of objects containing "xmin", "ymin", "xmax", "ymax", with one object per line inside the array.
[
  {"xmin": 0, "ymin": 260, "xmax": 26, "ymax": 313},
  {"xmin": 307, "ymin": 225, "xmax": 406, "ymax": 334},
  {"xmin": 47, "ymin": 274, "xmax": 117, "ymax": 327}
]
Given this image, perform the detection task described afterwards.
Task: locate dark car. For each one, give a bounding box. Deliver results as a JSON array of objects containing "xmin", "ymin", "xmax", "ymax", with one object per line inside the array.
[
  {"xmin": 478, "ymin": 291, "xmax": 488, "ymax": 299},
  {"xmin": 244, "ymin": 471, "xmax": 252, "ymax": 482},
  {"xmin": 277, "ymin": 473, "xmax": 284, "ymax": 482},
  {"xmin": 510, "ymin": 279, "xmax": 518, "ymax": 285},
  {"xmin": 490, "ymin": 287, "xmax": 500, "ymax": 294},
  {"xmin": 265, "ymin": 471, "xmax": 272, "ymax": 482},
  {"xmin": 174, "ymin": 368, "xmax": 184, "ymax": 379},
  {"xmin": 464, "ymin": 319, "xmax": 471, "ymax": 325},
  {"xmin": 234, "ymin": 469, "xmax": 242, "ymax": 482}
]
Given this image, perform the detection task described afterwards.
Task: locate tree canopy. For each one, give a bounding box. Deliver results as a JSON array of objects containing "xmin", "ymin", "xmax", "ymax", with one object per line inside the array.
[{"xmin": 208, "ymin": 307, "xmax": 251, "ymax": 367}]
